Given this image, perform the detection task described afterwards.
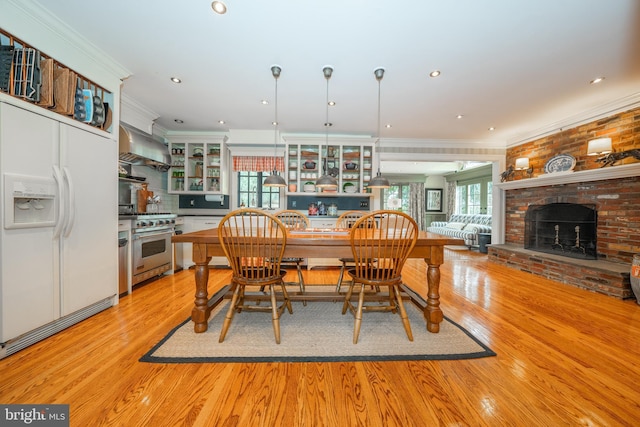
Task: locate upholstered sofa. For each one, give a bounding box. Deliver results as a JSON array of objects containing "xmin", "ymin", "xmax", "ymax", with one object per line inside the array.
[{"xmin": 426, "ymin": 214, "xmax": 492, "ymax": 248}]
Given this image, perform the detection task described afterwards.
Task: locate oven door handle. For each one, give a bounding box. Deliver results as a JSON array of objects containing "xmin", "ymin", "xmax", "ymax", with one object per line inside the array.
[{"xmin": 132, "ymin": 230, "xmax": 173, "ymax": 240}]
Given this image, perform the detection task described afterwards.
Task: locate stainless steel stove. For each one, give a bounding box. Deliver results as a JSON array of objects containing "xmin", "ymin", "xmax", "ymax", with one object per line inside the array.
[{"xmin": 129, "ymin": 212, "xmax": 177, "ymax": 285}]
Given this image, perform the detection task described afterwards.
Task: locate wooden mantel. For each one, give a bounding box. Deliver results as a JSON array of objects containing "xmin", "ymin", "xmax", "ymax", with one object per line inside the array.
[{"xmin": 495, "ymin": 163, "xmax": 640, "ymax": 190}]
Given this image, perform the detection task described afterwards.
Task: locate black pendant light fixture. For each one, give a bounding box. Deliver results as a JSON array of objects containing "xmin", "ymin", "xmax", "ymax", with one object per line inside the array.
[
  {"xmin": 367, "ymin": 67, "xmax": 390, "ymax": 189},
  {"xmin": 315, "ymin": 65, "xmax": 339, "ymax": 189},
  {"xmin": 264, "ymin": 65, "xmax": 287, "ymax": 188}
]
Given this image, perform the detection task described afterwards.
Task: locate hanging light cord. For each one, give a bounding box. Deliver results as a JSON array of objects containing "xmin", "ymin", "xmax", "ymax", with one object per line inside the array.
[
  {"xmin": 274, "ymin": 75, "xmax": 279, "ymax": 164},
  {"xmin": 376, "ymin": 72, "xmax": 382, "ymax": 175}
]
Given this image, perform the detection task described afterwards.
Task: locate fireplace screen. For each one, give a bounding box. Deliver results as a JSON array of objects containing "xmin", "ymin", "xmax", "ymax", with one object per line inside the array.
[{"xmin": 524, "ymin": 203, "xmax": 597, "ymax": 260}]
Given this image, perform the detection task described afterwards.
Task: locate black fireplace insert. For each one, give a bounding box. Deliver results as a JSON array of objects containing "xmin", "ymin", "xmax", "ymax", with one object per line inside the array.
[{"xmin": 524, "ymin": 202, "xmax": 597, "ymax": 260}]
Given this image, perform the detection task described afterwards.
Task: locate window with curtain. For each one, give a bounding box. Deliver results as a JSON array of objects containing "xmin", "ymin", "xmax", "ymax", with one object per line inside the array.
[
  {"xmin": 237, "ymin": 171, "xmax": 281, "ymax": 209},
  {"xmin": 382, "ymin": 184, "xmax": 410, "ymax": 211}
]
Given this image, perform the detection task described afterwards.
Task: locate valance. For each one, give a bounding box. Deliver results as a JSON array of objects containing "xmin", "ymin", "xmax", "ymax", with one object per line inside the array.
[{"xmin": 232, "ymin": 156, "xmax": 284, "ymax": 172}]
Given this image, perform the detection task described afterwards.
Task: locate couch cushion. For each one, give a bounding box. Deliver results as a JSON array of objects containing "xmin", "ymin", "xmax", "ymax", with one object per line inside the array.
[{"xmin": 446, "ymin": 222, "xmax": 467, "ymax": 230}]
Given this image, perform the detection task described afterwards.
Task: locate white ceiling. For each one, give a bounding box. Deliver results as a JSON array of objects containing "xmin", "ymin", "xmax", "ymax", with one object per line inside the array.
[{"xmin": 28, "ymin": 0, "xmax": 640, "ymax": 174}]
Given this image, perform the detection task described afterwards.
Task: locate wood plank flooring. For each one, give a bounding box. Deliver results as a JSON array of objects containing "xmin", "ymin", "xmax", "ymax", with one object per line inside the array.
[{"xmin": 2, "ymin": 248, "xmax": 640, "ymax": 426}]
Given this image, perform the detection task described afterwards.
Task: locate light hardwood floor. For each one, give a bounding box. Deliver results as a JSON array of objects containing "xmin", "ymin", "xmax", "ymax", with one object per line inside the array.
[{"xmin": 2, "ymin": 249, "xmax": 640, "ymax": 426}]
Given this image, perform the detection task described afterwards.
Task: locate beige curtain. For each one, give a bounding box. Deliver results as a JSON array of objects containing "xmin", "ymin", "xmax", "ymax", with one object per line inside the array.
[
  {"xmin": 408, "ymin": 183, "xmax": 426, "ymax": 230},
  {"xmin": 446, "ymin": 180, "xmax": 457, "ymax": 220}
]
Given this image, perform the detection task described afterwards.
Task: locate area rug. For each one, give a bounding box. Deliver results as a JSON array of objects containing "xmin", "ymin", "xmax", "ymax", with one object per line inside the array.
[{"xmin": 140, "ymin": 298, "xmax": 495, "ymax": 363}]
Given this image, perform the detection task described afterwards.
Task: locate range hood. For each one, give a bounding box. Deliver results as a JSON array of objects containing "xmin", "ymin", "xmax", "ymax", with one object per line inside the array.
[{"xmin": 119, "ymin": 124, "xmax": 171, "ymax": 171}]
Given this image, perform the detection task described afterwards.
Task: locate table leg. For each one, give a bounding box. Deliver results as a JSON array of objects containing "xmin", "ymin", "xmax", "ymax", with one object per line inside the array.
[
  {"xmin": 425, "ymin": 263, "xmax": 443, "ymax": 332},
  {"xmin": 423, "ymin": 245, "xmax": 445, "ymax": 333},
  {"xmin": 192, "ymin": 243, "xmax": 212, "ymax": 333}
]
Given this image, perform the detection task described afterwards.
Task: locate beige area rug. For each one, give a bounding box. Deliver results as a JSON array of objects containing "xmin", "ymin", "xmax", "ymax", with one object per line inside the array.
[{"xmin": 140, "ymin": 293, "xmax": 495, "ymax": 363}]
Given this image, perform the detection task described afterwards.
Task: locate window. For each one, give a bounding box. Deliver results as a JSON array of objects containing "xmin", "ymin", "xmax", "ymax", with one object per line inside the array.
[
  {"xmin": 382, "ymin": 184, "xmax": 410, "ymax": 211},
  {"xmin": 456, "ymin": 178, "xmax": 492, "ymax": 215},
  {"xmin": 237, "ymin": 171, "xmax": 281, "ymax": 209}
]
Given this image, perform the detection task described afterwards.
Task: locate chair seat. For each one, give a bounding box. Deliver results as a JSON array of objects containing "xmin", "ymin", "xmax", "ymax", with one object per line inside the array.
[
  {"xmin": 232, "ymin": 269, "xmax": 287, "ymax": 287},
  {"xmin": 346, "ymin": 268, "xmax": 403, "ymax": 286}
]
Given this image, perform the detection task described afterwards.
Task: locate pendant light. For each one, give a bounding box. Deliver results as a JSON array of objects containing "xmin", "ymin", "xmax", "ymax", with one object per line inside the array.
[
  {"xmin": 315, "ymin": 65, "xmax": 338, "ymax": 189},
  {"xmin": 367, "ymin": 67, "xmax": 390, "ymax": 189},
  {"xmin": 264, "ymin": 65, "xmax": 287, "ymax": 187}
]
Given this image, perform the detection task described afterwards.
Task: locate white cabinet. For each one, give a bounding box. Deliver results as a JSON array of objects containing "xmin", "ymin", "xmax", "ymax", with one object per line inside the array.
[
  {"xmin": 181, "ymin": 216, "xmax": 228, "ymax": 268},
  {"xmin": 285, "ymin": 139, "xmax": 375, "ymax": 195},
  {"xmin": 307, "ymin": 217, "xmax": 342, "ymax": 269},
  {"xmin": 167, "ymin": 135, "xmax": 229, "ymax": 195},
  {"xmin": 0, "ymin": 100, "xmax": 117, "ymax": 347}
]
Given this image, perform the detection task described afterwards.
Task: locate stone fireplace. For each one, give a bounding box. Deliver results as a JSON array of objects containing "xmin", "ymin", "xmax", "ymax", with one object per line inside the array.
[{"xmin": 524, "ymin": 202, "xmax": 597, "ymax": 260}]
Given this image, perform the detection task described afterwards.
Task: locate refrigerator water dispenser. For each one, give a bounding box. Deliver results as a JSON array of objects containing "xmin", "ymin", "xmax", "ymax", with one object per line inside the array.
[{"xmin": 3, "ymin": 173, "xmax": 57, "ymax": 229}]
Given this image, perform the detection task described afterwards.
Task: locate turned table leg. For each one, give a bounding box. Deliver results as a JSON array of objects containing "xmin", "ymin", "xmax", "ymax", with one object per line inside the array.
[
  {"xmin": 192, "ymin": 243, "xmax": 212, "ymax": 333},
  {"xmin": 424, "ymin": 245, "xmax": 445, "ymax": 333}
]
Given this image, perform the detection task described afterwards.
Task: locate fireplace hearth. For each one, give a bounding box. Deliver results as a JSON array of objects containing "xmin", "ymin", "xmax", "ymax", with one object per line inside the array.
[{"xmin": 524, "ymin": 203, "xmax": 597, "ymax": 260}]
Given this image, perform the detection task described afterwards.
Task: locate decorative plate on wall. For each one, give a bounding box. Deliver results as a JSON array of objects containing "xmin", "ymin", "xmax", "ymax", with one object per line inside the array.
[{"xmin": 544, "ymin": 154, "xmax": 576, "ymax": 174}]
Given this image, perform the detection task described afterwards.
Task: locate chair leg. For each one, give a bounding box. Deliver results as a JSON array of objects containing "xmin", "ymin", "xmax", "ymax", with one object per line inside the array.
[
  {"xmin": 219, "ymin": 285, "xmax": 241, "ymax": 343},
  {"xmin": 336, "ymin": 262, "xmax": 346, "ymax": 292},
  {"xmin": 280, "ymin": 281, "xmax": 293, "ymax": 314},
  {"xmin": 393, "ymin": 284, "xmax": 413, "ymax": 341},
  {"xmin": 353, "ymin": 285, "xmax": 365, "ymax": 344},
  {"xmin": 270, "ymin": 284, "xmax": 281, "ymax": 344},
  {"xmin": 296, "ymin": 261, "xmax": 307, "ymax": 306},
  {"xmin": 342, "ymin": 280, "xmax": 355, "ymax": 314}
]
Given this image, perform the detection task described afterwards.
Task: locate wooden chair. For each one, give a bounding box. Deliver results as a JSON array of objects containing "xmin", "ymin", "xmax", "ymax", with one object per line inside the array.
[
  {"xmin": 335, "ymin": 210, "xmax": 377, "ymax": 292},
  {"xmin": 342, "ymin": 210, "xmax": 418, "ymax": 344},
  {"xmin": 217, "ymin": 208, "xmax": 292, "ymax": 344},
  {"xmin": 274, "ymin": 210, "xmax": 310, "ymax": 295}
]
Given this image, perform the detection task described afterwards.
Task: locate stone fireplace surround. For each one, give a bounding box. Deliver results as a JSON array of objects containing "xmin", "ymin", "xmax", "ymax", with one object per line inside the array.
[{"xmin": 490, "ymin": 164, "xmax": 640, "ymax": 299}]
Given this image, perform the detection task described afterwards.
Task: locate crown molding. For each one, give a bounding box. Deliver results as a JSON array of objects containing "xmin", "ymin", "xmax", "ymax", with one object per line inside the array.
[{"xmin": 506, "ymin": 92, "xmax": 640, "ymax": 147}]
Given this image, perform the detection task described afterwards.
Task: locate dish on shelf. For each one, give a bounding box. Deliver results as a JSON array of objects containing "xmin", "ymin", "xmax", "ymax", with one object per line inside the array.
[
  {"xmin": 544, "ymin": 154, "xmax": 576, "ymax": 174},
  {"xmin": 343, "ymin": 182, "xmax": 357, "ymax": 193},
  {"xmin": 303, "ymin": 182, "xmax": 316, "ymax": 192}
]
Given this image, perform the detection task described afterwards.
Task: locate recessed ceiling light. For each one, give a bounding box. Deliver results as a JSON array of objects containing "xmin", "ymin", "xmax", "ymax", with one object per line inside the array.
[
  {"xmin": 429, "ymin": 70, "xmax": 441, "ymax": 78},
  {"xmin": 272, "ymin": 121, "xmax": 278, "ymax": 126},
  {"xmin": 174, "ymin": 119, "xmax": 184, "ymax": 124},
  {"xmin": 488, "ymin": 126, "xmax": 495, "ymax": 131},
  {"xmin": 170, "ymin": 77, "xmax": 181, "ymax": 83},
  {"xmin": 590, "ymin": 77, "xmax": 605, "ymax": 84},
  {"xmin": 324, "ymin": 122, "xmax": 333, "ymax": 127},
  {"xmin": 211, "ymin": 1, "xmax": 227, "ymax": 14},
  {"xmin": 385, "ymin": 124, "xmax": 392, "ymax": 128},
  {"xmin": 218, "ymin": 120, "xmax": 225, "ymax": 125},
  {"xmin": 328, "ymin": 101, "xmax": 336, "ymax": 106},
  {"xmin": 261, "ymin": 99, "xmax": 269, "ymax": 105},
  {"xmin": 456, "ymin": 114, "xmax": 463, "ymax": 119}
]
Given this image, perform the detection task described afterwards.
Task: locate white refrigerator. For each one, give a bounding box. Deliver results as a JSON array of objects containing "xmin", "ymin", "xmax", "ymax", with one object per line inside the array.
[{"xmin": 1, "ymin": 100, "xmax": 117, "ymax": 357}]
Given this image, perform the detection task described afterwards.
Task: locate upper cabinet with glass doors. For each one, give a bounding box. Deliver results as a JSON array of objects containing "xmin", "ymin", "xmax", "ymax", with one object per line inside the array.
[
  {"xmin": 284, "ymin": 137, "xmax": 375, "ymax": 195},
  {"xmin": 166, "ymin": 134, "xmax": 229, "ymax": 194}
]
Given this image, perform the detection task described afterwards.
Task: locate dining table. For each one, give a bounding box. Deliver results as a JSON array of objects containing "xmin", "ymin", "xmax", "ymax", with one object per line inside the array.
[{"xmin": 172, "ymin": 227, "xmax": 464, "ymax": 334}]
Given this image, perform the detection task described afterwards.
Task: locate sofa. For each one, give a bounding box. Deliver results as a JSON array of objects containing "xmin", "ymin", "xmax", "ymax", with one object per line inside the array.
[{"xmin": 426, "ymin": 214, "xmax": 492, "ymax": 248}]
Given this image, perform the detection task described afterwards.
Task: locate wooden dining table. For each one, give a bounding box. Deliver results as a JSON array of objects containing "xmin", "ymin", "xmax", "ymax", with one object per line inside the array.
[{"xmin": 173, "ymin": 228, "xmax": 463, "ymax": 334}]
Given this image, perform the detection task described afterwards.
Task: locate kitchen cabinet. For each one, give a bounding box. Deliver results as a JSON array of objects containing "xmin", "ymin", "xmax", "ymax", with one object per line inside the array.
[
  {"xmin": 0, "ymin": 99, "xmax": 117, "ymax": 353},
  {"xmin": 286, "ymin": 140, "xmax": 375, "ymax": 195},
  {"xmin": 306, "ymin": 217, "xmax": 342, "ymax": 269},
  {"xmin": 180, "ymin": 216, "xmax": 228, "ymax": 268},
  {"xmin": 167, "ymin": 135, "xmax": 229, "ymax": 195}
]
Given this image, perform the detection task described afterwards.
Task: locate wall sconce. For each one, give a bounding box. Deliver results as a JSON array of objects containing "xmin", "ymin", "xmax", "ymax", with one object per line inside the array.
[
  {"xmin": 587, "ymin": 137, "xmax": 612, "ymax": 156},
  {"xmin": 515, "ymin": 157, "xmax": 533, "ymax": 178}
]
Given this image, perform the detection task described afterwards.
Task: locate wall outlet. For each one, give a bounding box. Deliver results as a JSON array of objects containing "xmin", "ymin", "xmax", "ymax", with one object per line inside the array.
[
  {"xmin": 292, "ymin": 201, "xmax": 297, "ymax": 208},
  {"xmin": 360, "ymin": 200, "xmax": 369, "ymax": 208}
]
